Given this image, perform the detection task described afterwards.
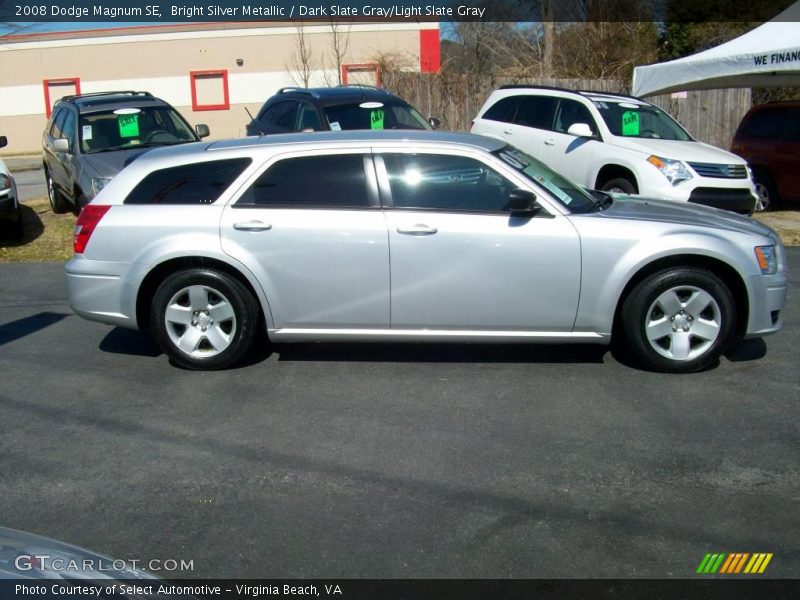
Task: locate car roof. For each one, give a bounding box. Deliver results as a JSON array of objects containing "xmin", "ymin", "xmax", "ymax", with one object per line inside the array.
[
  {"xmin": 206, "ymin": 130, "xmax": 505, "ymax": 152},
  {"xmin": 272, "ymin": 85, "xmax": 403, "ymax": 105},
  {"xmin": 56, "ymin": 91, "xmax": 170, "ymax": 114},
  {"xmin": 495, "ymin": 85, "xmax": 650, "ymax": 105}
]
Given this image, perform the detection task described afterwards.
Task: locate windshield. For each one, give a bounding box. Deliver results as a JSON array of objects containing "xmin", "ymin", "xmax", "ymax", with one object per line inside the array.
[
  {"xmin": 493, "ymin": 146, "xmax": 598, "ymax": 213},
  {"xmin": 593, "ymin": 101, "xmax": 692, "ymax": 141},
  {"xmin": 324, "ymin": 102, "xmax": 432, "ymax": 131},
  {"xmin": 79, "ymin": 106, "xmax": 197, "ymax": 153}
]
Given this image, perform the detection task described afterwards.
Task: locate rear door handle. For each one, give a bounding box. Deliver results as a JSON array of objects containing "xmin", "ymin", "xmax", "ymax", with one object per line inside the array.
[
  {"xmin": 544, "ymin": 138, "xmax": 555, "ymax": 146},
  {"xmin": 397, "ymin": 225, "xmax": 438, "ymax": 236},
  {"xmin": 503, "ymin": 129, "xmax": 513, "ymax": 135},
  {"xmin": 233, "ymin": 221, "xmax": 272, "ymax": 232}
]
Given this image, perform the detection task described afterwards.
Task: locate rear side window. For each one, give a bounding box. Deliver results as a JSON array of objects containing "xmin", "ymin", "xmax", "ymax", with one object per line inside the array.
[
  {"xmin": 124, "ymin": 158, "xmax": 252, "ymax": 205},
  {"xmin": 515, "ymin": 96, "xmax": 558, "ymax": 130},
  {"xmin": 482, "ymin": 97, "xmax": 518, "ymax": 123},
  {"xmin": 234, "ymin": 154, "xmax": 369, "ymax": 208}
]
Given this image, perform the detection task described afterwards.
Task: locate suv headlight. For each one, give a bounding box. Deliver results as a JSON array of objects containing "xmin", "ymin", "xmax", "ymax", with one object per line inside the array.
[
  {"xmin": 755, "ymin": 246, "xmax": 778, "ymax": 275},
  {"xmin": 91, "ymin": 177, "xmax": 111, "ymax": 196},
  {"xmin": 0, "ymin": 173, "xmax": 11, "ymax": 190},
  {"xmin": 647, "ymin": 155, "xmax": 693, "ymax": 186}
]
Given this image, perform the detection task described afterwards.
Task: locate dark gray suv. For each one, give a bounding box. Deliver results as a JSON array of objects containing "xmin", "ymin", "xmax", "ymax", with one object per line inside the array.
[
  {"xmin": 42, "ymin": 91, "xmax": 209, "ymax": 214},
  {"xmin": 246, "ymin": 85, "xmax": 438, "ymax": 136}
]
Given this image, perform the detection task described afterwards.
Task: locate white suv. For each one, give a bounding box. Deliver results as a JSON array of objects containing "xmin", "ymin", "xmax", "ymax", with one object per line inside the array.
[{"xmin": 472, "ymin": 86, "xmax": 758, "ymax": 214}]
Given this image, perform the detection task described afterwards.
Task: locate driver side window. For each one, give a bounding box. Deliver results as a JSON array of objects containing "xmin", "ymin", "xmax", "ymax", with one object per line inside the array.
[
  {"xmin": 383, "ymin": 153, "xmax": 517, "ymax": 214},
  {"xmin": 554, "ymin": 99, "xmax": 597, "ymax": 135}
]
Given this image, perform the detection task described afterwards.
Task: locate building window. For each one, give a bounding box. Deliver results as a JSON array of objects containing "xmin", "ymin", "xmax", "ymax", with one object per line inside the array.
[
  {"xmin": 43, "ymin": 78, "xmax": 81, "ymax": 118},
  {"xmin": 189, "ymin": 70, "xmax": 229, "ymax": 111},
  {"xmin": 340, "ymin": 63, "xmax": 381, "ymax": 87}
]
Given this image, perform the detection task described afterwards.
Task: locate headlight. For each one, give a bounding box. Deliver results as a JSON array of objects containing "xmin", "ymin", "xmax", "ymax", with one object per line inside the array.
[
  {"xmin": 0, "ymin": 173, "xmax": 11, "ymax": 190},
  {"xmin": 755, "ymin": 245, "xmax": 778, "ymax": 275},
  {"xmin": 647, "ymin": 155, "xmax": 693, "ymax": 186},
  {"xmin": 91, "ymin": 177, "xmax": 111, "ymax": 196}
]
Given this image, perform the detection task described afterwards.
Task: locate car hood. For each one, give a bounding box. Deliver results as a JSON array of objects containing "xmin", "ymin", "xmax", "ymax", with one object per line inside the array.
[
  {"xmin": 0, "ymin": 526, "xmax": 156, "ymax": 580},
  {"xmin": 598, "ymin": 195, "xmax": 773, "ymax": 237},
  {"xmin": 608, "ymin": 137, "xmax": 747, "ymax": 164},
  {"xmin": 82, "ymin": 148, "xmax": 151, "ymax": 179}
]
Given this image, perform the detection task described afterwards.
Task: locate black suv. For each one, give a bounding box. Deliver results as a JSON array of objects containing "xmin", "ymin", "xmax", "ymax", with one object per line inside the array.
[
  {"xmin": 246, "ymin": 85, "xmax": 439, "ymax": 136},
  {"xmin": 43, "ymin": 91, "xmax": 209, "ymax": 214}
]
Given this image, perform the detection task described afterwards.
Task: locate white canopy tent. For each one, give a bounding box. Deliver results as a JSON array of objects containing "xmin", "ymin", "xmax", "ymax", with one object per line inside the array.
[{"xmin": 632, "ymin": 2, "xmax": 800, "ymax": 97}]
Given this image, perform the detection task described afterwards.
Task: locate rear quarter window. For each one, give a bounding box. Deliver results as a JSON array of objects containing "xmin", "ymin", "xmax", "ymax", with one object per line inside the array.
[{"xmin": 124, "ymin": 158, "xmax": 252, "ymax": 205}]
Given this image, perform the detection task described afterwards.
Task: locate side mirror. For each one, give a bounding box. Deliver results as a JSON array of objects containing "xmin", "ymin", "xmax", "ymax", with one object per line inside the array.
[
  {"xmin": 567, "ymin": 122, "xmax": 594, "ymax": 138},
  {"xmin": 0, "ymin": 136, "xmax": 7, "ymax": 149},
  {"xmin": 195, "ymin": 124, "xmax": 210, "ymax": 139},
  {"xmin": 428, "ymin": 116, "xmax": 442, "ymax": 130},
  {"xmin": 53, "ymin": 138, "xmax": 70, "ymax": 153},
  {"xmin": 507, "ymin": 189, "xmax": 539, "ymax": 214}
]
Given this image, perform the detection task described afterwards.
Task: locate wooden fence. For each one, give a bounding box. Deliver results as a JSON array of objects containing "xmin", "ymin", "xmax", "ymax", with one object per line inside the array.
[{"xmin": 383, "ymin": 72, "xmax": 751, "ymax": 149}]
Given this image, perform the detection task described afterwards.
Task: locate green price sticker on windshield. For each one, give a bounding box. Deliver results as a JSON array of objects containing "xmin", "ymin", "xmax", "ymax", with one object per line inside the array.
[
  {"xmin": 118, "ymin": 114, "xmax": 140, "ymax": 138},
  {"xmin": 370, "ymin": 109, "xmax": 384, "ymax": 130},
  {"xmin": 622, "ymin": 111, "xmax": 640, "ymax": 136}
]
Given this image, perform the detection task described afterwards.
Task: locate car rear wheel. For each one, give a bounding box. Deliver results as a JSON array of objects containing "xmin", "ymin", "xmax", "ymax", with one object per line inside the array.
[
  {"xmin": 620, "ymin": 267, "xmax": 735, "ymax": 373},
  {"xmin": 45, "ymin": 169, "xmax": 69, "ymax": 214},
  {"xmin": 600, "ymin": 177, "xmax": 636, "ymax": 195},
  {"xmin": 151, "ymin": 269, "xmax": 260, "ymax": 370}
]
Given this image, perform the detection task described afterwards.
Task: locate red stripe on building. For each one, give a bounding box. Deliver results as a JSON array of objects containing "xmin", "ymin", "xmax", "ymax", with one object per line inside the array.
[{"xmin": 419, "ymin": 29, "xmax": 440, "ymax": 73}]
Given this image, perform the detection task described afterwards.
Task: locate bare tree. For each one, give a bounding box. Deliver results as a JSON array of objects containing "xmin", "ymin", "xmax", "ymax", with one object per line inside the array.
[
  {"xmin": 286, "ymin": 22, "xmax": 314, "ymax": 88},
  {"xmin": 325, "ymin": 19, "xmax": 351, "ymax": 85}
]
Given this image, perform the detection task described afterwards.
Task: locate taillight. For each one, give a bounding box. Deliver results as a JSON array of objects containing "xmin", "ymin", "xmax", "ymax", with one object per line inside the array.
[{"xmin": 73, "ymin": 205, "xmax": 111, "ymax": 254}]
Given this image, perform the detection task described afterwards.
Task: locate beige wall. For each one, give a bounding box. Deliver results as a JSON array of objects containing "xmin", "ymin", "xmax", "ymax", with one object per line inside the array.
[{"xmin": 0, "ymin": 23, "xmax": 432, "ymax": 153}]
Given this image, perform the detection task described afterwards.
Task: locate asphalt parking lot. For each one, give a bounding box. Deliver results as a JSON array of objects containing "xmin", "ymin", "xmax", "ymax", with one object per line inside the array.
[{"xmin": 0, "ymin": 255, "xmax": 798, "ymax": 578}]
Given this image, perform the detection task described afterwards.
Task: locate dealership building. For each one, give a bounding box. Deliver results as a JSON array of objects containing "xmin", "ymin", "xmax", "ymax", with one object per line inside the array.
[{"xmin": 0, "ymin": 21, "xmax": 441, "ymax": 153}]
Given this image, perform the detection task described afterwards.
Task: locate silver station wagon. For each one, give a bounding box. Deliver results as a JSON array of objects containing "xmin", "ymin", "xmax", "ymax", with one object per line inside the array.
[{"xmin": 65, "ymin": 131, "xmax": 787, "ymax": 372}]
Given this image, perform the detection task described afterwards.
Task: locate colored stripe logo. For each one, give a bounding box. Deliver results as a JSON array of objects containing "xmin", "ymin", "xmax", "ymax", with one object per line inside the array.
[{"xmin": 697, "ymin": 553, "xmax": 773, "ymax": 574}]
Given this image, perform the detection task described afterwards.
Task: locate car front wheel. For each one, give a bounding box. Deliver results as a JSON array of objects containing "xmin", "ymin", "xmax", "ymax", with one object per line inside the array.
[
  {"xmin": 620, "ymin": 267, "xmax": 735, "ymax": 373},
  {"xmin": 45, "ymin": 169, "xmax": 69, "ymax": 214},
  {"xmin": 151, "ymin": 268, "xmax": 260, "ymax": 370},
  {"xmin": 600, "ymin": 177, "xmax": 636, "ymax": 195}
]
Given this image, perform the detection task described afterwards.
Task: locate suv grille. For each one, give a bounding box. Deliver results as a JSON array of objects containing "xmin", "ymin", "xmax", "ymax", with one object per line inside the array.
[{"xmin": 687, "ymin": 162, "xmax": 747, "ymax": 179}]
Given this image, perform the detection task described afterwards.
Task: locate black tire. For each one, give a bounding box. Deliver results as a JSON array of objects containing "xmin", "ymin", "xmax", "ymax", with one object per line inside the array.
[
  {"xmin": 752, "ymin": 168, "xmax": 778, "ymax": 212},
  {"xmin": 45, "ymin": 168, "xmax": 69, "ymax": 214},
  {"xmin": 600, "ymin": 177, "xmax": 636, "ymax": 195},
  {"xmin": 73, "ymin": 192, "xmax": 88, "ymax": 216},
  {"xmin": 620, "ymin": 267, "xmax": 736, "ymax": 373},
  {"xmin": 150, "ymin": 268, "xmax": 260, "ymax": 370}
]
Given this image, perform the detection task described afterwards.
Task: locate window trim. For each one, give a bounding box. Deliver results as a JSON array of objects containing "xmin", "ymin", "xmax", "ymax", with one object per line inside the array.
[
  {"xmin": 43, "ymin": 77, "xmax": 81, "ymax": 118},
  {"xmin": 189, "ymin": 69, "xmax": 230, "ymax": 112},
  {"xmin": 230, "ymin": 149, "xmax": 380, "ymax": 210}
]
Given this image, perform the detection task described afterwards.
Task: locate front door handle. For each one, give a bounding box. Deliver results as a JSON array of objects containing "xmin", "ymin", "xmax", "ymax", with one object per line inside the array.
[
  {"xmin": 233, "ymin": 221, "xmax": 272, "ymax": 232},
  {"xmin": 503, "ymin": 129, "xmax": 513, "ymax": 135},
  {"xmin": 544, "ymin": 138, "xmax": 555, "ymax": 146},
  {"xmin": 397, "ymin": 225, "xmax": 438, "ymax": 236}
]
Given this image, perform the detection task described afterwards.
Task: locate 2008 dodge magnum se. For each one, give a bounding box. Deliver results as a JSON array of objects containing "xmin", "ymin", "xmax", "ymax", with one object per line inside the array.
[{"xmin": 65, "ymin": 131, "xmax": 787, "ymax": 372}]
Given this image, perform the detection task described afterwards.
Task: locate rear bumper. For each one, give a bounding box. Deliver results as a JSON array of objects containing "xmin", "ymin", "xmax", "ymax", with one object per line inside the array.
[
  {"xmin": 688, "ymin": 188, "xmax": 757, "ymax": 215},
  {"xmin": 0, "ymin": 188, "xmax": 18, "ymax": 216},
  {"xmin": 65, "ymin": 256, "xmax": 137, "ymax": 329}
]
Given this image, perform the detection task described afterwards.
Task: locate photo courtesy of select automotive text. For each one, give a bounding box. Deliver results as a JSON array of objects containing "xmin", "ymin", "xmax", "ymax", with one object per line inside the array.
[{"xmin": 0, "ymin": 0, "xmax": 798, "ymax": 598}]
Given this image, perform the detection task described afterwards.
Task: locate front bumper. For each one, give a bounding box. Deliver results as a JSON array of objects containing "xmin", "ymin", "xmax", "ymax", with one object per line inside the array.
[
  {"xmin": 688, "ymin": 188, "xmax": 757, "ymax": 215},
  {"xmin": 744, "ymin": 272, "xmax": 788, "ymax": 337}
]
